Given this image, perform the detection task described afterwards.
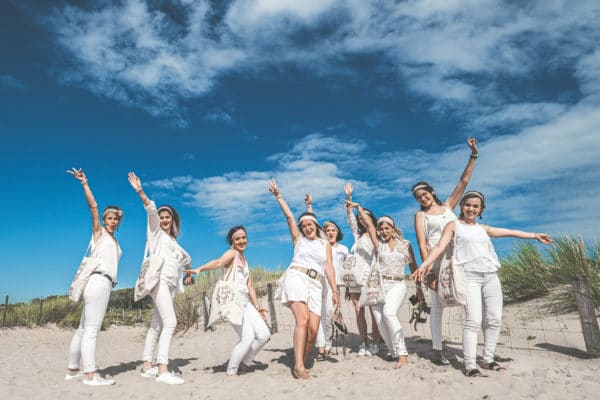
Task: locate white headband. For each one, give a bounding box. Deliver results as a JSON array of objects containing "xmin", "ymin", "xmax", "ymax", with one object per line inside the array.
[
  {"xmin": 103, "ymin": 208, "xmax": 123, "ymax": 218},
  {"xmin": 412, "ymin": 184, "xmax": 430, "ymax": 193},
  {"xmin": 299, "ymin": 215, "xmax": 318, "ymax": 225},
  {"xmin": 462, "ymin": 191, "xmax": 485, "ymax": 201},
  {"xmin": 377, "ymin": 216, "xmax": 395, "ymax": 227}
]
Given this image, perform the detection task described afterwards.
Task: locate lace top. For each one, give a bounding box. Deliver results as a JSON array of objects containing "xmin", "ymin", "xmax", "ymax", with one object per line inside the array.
[{"xmin": 377, "ymin": 239, "xmax": 413, "ymax": 278}]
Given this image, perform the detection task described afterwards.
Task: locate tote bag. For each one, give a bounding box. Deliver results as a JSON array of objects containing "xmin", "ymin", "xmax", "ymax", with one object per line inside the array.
[
  {"xmin": 436, "ymin": 233, "xmax": 468, "ymax": 307},
  {"xmin": 134, "ymin": 240, "xmax": 165, "ymax": 301},
  {"xmin": 69, "ymin": 237, "xmax": 103, "ymax": 302},
  {"xmin": 339, "ymin": 253, "xmax": 365, "ymax": 287},
  {"xmin": 359, "ymin": 252, "xmax": 385, "ymax": 306},
  {"xmin": 207, "ymin": 260, "xmax": 245, "ymax": 328}
]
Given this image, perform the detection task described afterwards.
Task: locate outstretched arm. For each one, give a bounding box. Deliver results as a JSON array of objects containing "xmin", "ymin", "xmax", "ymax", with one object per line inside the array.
[
  {"xmin": 445, "ymin": 137, "xmax": 478, "ymax": 209},
  {"xmin": 185, "ymin": 249, "xmax": 236, "ymax": 276},
  {"xmin": 412, "ymin": 221, "xmax": 456, "ymax": 282},
  {"xmin": 485, "ymin": 226, "xmax": 553, "ymax": 244},
  {"xmin": 67, "ymin": 168, "xmax": 101, "ymax": 241},
  {"xmin": 269, "ymin": 179, "xmax": 300, "ymax": 244}
]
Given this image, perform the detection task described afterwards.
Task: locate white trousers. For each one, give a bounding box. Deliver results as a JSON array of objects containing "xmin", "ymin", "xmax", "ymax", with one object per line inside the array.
[
  {"xmin": 371, "ymin": 280, "xmax": 408, "ymax": 357},
  {"xmin": 316, "ymin": 282, "xmax": 333, "ymax": 349},
  {"xmin": 429, "ymin": 287, "xmax": 444, "ymax": 351},
  {"xmin": 227, "ymin": 302, "xmax": 271, "ymax": 375},
  {"xmin": 68, "ymin": 274, "xmax": 112, "ymax": 373},
  {"xmin": 142, "ymin": 282, "xmax": 178, "ymax": 365},
  {"xmin": 463, "ymin": 272, "xmax": 503, "ymax": 370}
]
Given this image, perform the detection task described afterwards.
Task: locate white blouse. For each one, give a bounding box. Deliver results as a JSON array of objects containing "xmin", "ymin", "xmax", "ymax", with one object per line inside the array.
[
  {"xmin": 92, "ymin": 227, "xmax": 122, "ymax": 281},
  {"xmin": 377, "ymin": 239, "xmax": 413, "ymax": 279},
  {"xmin": 454, "ymin": 222, "xmax": 500, "ymax": 273}
]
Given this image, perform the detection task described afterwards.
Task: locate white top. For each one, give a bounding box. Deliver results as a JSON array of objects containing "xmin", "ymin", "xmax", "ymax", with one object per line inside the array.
[
  {"xmin": 422, "ymin": 207, "xmax": 457, "ymax": 249},
  {"xmin": 230, "ymin": 251, "xmax": 250, "ymax": 294},
  {"xmin": 347, "ymin": 210, "xmax": 376, "ymax": 272},
  {"xmin": 146, "ymin": 201, "xmax": 191, "ymax": 293},
  {"xmin": 332, "ymin": 243, "xmax": 349, "ymax": 276},
  {"xmin": 377, "ymin": 239, "xmax": 413, "ymax": 279},
  {"xmin": 454, "ymin": 222, "xmax": 501, "ymax": 273},
  {"xmin": 91, "ymin": 227, "xmax": 122, "ymax": 281},
  {"xmin": 288, "ymin": 236, "xmax": 328, "ymax": 276}
]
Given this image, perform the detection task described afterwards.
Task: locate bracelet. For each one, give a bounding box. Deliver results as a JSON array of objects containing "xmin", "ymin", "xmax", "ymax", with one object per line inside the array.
[
  {"xmin": 136, "ymin": 188, "xmax": 142, "ymax": 193},
  {"xmin": 274, "ymin": 195, "xmax": 281, "ymax": 199},
  {"xmin": 470, "ymin": 153, "xmax": 478, "ymax": 159},
  {"xmin": 81, "ymin": 179, "xmax": 88, "ymax": 185},
  {"xmin": 254, "ymin": 304, "xmax": 260, "ymax": 309}
]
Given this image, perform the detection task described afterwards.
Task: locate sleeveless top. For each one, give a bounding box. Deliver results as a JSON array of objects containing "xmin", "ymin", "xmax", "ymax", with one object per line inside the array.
[
  {"xmin": 332, "ymin": 243, "xmax": 349, "ymax": 275},
  {"xmin": 146, "ymin": 201, "xmax": 191, "ymax": 292},
  {"xmin": 454, "ymin": 222, "xmax": 501, "ymax": 273},
  {"xmin": 422, "ymin": 207, "xmax": 457, "ymax": 248},
  {"xmin": 377, "ymin": 239, "xmax": 413, "ymax": 279},
  {"xmin": 288, "ymin": 236, "xmax": 328, "ymax": 275},
  {"xmin": 231, "ymin": 251, "xmax": 250, "ymax": 294},
  {"xmin": 92, "ymin": 227, "xmax": 122, "ymax": 281}
]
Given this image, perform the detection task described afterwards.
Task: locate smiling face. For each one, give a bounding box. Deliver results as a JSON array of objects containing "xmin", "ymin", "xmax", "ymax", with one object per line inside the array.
[
  {"xmin": 378, "ymin": 221, "xmax": 395, "ymax": 241},
  {"xmin": 102, "ymin": 213, "xmax": 121, "ymax": 234},
  {"xmin": 460, "ymin": 197, "xmax": 482, "ymax": 222},
  {"xmin": 413, "ymin": 188, "xmax": 435, "ymax": 209},
  {"xmin": 230, "ymin": 229, "xmax": 248, "ymax": 252},
  {"xmin": 324, "ymin": 224, "xmax": 339, "ymax": 245},
  {"xmin": 300, "ymin": 220, "xmax": 318, "ymax": 240},
  {"xmin": 159, "ymin": 211, "xmax": 173, "ymax": 235}
]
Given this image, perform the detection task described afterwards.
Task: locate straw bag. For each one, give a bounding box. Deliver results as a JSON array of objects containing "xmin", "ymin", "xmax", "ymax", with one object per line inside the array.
[
  {"xmin": 339, "ymin": 254, "xmax": 364, "ymax": 287},
  {"xmin": 69, "ymin": 237, "xmax": 103, "ymax": 302},
  {"xmin": 207, "ymin": 263, "xmax": 245, "ymax": 328},
  {"xmin": 436, "ymin": 233, "xmax": 467, "ymax": 307},
  {"xmin": 134, "ymin": 240, "xmax": 165, "ymax": 301}
]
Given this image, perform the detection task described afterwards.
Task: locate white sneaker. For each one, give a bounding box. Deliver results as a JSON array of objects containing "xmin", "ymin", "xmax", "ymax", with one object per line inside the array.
[
  {"xmin": 156, "ymin": 371, "xmax": 184, "ymax": 385},
  {"xmin": 64, "ymin": 370, "xmax": 84, "ymax": 381},
  {"xmin": 357, "ymin": 343, "xmax": 367, "ymax": 356},
  {"xmin": 82, "ymin": 374, "xmax": 115, "ymax": 386},
  {"xmin": 368, "ymin": 343, "xmax": 379, "ymax": 356},
  {"xmin": 140, "ymin": 366, "xmax": 158, "ymax": 378}
]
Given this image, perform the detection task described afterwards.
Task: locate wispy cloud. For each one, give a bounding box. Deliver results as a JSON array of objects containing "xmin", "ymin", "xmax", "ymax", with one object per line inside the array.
[{"xmin": 0, "ymin": 75, "xmax": 25, "ymax": 90}]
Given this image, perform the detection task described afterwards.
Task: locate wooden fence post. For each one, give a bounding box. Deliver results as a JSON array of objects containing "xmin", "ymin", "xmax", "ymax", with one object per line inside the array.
[
  {"xmin": 572, "ymin": 275, "xmax": 600, "ymax": 357},
  {"xmin": 202, "ymin": 292, "xmax": 212, "ymax": 332},
  {"xmin": 267, "ymin": 283, "xmax": 278, "ymax": 334},
  {"xmin": 37, "ymin": 299, "xmax": 44, "ymax": 325},
  {"xmin": 2, "ymin": 295, "xmax": 8, "ymax": 327},
  {"xmin": 138, "ymin": 307, "xmax": 142, "ymax": 323}
]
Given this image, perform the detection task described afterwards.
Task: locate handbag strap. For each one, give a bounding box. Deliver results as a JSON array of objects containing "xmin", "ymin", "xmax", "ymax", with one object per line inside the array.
[{"xmin": 223, "ymin": 251, "xmax": 240, "ymax": 282}]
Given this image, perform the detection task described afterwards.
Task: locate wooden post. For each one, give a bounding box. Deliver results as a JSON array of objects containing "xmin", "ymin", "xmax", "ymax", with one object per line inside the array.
[
  {"xmin": 572, "ymin": 275, "xmax": 600, "ymax": 357},
  {"xmin": 2, "ymin": 295, "xmax": 8, "ymax": 327},
  {"xmin": 37, "ymin": 299, "xmax": 44, "ymax": 325},
  {"xmin": 138, "ymin": 307, "xmax": 142, "ymax": 323},
  {"xmin": 202, "ymin": 292, "xmax": 212, "ymax": 332},
  {"xmin": 267, "ymin": 283, "xmax": 278, "ymax": 334}
]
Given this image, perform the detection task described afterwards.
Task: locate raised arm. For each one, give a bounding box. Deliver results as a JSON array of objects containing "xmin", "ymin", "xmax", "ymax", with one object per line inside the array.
[
  {"xmin": 269, "ymin": 179, "xmax": 300, "ymax": 244},
  {"xmin": 412, "ymin": 221, "xmax": 456, "ymax": 282},
  {"xmin": 304, "ymin": 193, "xmax": 314, "ymax": 214},
  {"xmin": 67, "ymin": 168, "xmax": 101, "ymax": 240},
  {"xmin": 345, "ymin": 183, "xmax": 359, "ymax": 240},
  {"xmin": 444, "ymin": 138, "xmax": 478, "ymax": 209},
  {"xmin": 414, "ymin": 211, "xmax": 428, "ymax": 261},
  {"xmin": 347, "ymin": 201, "xmax": 379, "ymax": 250},
  {"xmin": 485, "ymin": 226, "xmax": 553, "ymax": 244},
  {"xmin": 185, "ymin": 249, "xmax": 236, "ymax": 275},
  {"xmin": 128, "ymin": 171, "xmax": 159, "ymax": 234}
]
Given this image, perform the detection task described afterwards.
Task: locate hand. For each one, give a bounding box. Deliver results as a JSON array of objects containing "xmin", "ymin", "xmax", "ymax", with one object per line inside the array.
[
  {"xmin": 411, "ymin": 265, "xmax": 429, "ymax": 282},
  {"xmin": 257, "ymin": 308, "xmax": 268, "ymax": 321},
  {"xmin": 268, "ymin": 178, "xmax": 280, "ymax": 197},
  {"xmin": 344, "ymin": 183, "xmax": 353, "ymax": 198},
  {"xmin": 184, "ymin": 268, "xmax": 199, "ymax": 276},
  {"xmin": 344, "ymin": 199, "xmax": 358, "ymax": 209},
  {"xmin": 128, "ymin": 172, "xmax": 143, "ymax": 192},
  {"xmin": 304, "ymin": 193, "xmax": 312, "ymax": 207},
  {"xmin": 66, "ymin": 167, "xmax": 87, "ymax": 183},
  {"xmin": 467, "ymin": 137, "xmax": 478, "ymax": 155},
  {"xmin": 535, "ymin": 233, "xmax": 553, "ymax": 244},
  {"xmin": 183, "ymin": 273, "xmax": 195, "ymax": 286},
  {"xmin": 332, "ymin": 291, "xmax": 340, "ymax": 306}
]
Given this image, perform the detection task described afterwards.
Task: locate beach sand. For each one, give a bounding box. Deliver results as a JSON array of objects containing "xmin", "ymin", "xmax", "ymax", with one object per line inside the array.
[{"xmin": 1, "ymin": 287, "xmax": 599, "ymax": 400}]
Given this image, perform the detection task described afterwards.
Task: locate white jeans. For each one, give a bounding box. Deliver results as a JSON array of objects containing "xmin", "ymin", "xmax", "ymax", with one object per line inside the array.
[
  {"xmin": 143, "ymin": 282, "xmax": 178, "ymax": 365},
  {"xmin": 68, "ymin": 274, "xmax": 112, "ymax": 373},
  {"xmin": 316, "ymin": 283, "xmax": 333, "ymax": 349},
  {"xmin": 429, "ymin": 287, "xmax": 444, "ymax": 351},
  {"xmin": 371, "ymin": 280, "xmax": 407, "ymax": 357},
  {"xmin": 227, "ymin": 302, "xmax": 271, "ymax": 375},
  {"xmin": 463, "ymin": 272, "xmax": 503, "ymax": 370}
]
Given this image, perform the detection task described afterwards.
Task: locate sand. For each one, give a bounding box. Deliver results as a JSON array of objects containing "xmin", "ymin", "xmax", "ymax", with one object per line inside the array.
[{"xmin": 1, "ymin": 288, "xmax": 599, "ymax": 400}]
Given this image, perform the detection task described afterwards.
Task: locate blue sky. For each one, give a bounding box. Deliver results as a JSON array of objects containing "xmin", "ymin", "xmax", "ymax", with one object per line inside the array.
[{"xmin": 1, "ymin": 0, "xmax": 599, "ymax": 303}]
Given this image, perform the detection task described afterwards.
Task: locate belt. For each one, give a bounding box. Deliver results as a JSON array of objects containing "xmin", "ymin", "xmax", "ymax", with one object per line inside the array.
[
  {"xmin": 91, "ymin": 271, "xmax": 117, "ymax": 288},
  {"xmin": 290, "ymin": 265, "xmax": 321, "ymax": 280},
  {"xmin": 380, "ymin": 274, "xmax": 404, "ymax": 282}
]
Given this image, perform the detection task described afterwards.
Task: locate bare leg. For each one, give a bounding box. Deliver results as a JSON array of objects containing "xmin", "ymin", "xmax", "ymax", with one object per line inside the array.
[
  {"xmin": 289, "ymin": 301, "xmax": 310, "ymax": 379},
  {"xmin": 351, "ymin": 293, "xmax": 368, "ymax": 344},
  {"xmin": 303, "ymin": 311, "xmax": 321, "ymax": 365}
]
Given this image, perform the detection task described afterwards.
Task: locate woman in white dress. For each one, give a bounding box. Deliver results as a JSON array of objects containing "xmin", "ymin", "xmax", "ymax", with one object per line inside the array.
[
  {"xmin": 185, "ymin": 226, "xmax": 270, "ymax": 376},
  {"xmin": 65, "ymin": 168, "xmax": 122, "ymax": 386},
  {"xmin": 269, "ymin": 179, "xmax": 339, "ymax": 379},
  {"xmin": 348, "ymin": 202, "xmax": 418, "ymax": 368},
  {"xmin": 411, "ymin": 138, "xmax": 478, "ymax": 365},
  {"xmin": 128, "ymin": 172, "xmax": 191, "ymax": 385},
  {"xmin": 304, "ymin": 194, "xmax": 349, "ymax": 360},
  {"xmin": 414, "ymin": 191, "xmax": 552, "ymax": 377}
]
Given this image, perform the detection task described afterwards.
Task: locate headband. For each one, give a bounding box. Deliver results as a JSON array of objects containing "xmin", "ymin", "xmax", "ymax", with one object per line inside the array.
[
  {"xmin": 157, "ymin": 206, "xmax": 179, "ymax": 237},
  {"xmin": 462, "ymin": 191, "xmax": 485, "ymax": 201},
  {"xmin": 102, "ymin": 208, "xmax": 123, "ymax": 218},
  {"xmin": 299, "ymin": 214, "xmax": 319, "ymax": 225},
  {"xmin": 157, "ymin": 206, "xmax": 174, "ymax": 215},
  {"xmin": 377, "ymin": 216, "xmax": 395, "ymax": 227},
  {"xmin": 412, "ymin": 184, "xmax": 430, "ymax": 193}
]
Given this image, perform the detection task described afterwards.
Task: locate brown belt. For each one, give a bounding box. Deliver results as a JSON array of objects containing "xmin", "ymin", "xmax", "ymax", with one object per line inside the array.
[
  {"xmin": 290, "ymin": 265, "xmax": 321, "ymax": 280},
  {"xmin": 380, "ymin": 274, "xmax": 404, "ymax": 282}
]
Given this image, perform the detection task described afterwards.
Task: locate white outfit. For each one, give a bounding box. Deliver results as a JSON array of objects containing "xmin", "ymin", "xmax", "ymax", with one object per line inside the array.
[
  {"xmin": 347, "ymin": 210, "xmax": 375, "ymax": 294},
  {"xmin": 281, "ymin": 237, "xmax": 327, "ymax": 315},
  {"xmin": 227, "ymin": 252, "xmax": 270, "ymax": 375},
  {"xmin": 370, "ymin": 239, "xmax": 412, "ymax": 357},
  {"xmin": 68, "ymin": 228, "xmax": 121, "ymax": 373},
  {"xmin": 454, "ymin": 222, "xmax": 503, "ymax": 370},
  {"xmin": 316, "ymin": 244, "xmax": 348, "ymax": 349},
  {"xmin": 421, "ymin": 207, "xmax": 457, "ymax": 351},
  {"xmin": 142, "ymin": 201, "xmax": 191, "ymax": 365}
]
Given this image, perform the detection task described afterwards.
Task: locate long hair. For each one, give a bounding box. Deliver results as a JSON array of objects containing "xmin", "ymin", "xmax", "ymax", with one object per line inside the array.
[
  {"xmin": 357, "ymin": 208, "xmax": 377, "ymax": 235},
  {"xmin": 157, "ymin": 205, "xmax": 180, "ymax": 238},
  {"xmin": 411, "ymin": 181, "xmax": 443, "ymax": 210}
]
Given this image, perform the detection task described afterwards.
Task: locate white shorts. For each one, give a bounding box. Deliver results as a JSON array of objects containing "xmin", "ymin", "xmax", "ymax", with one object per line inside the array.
[{"xmin": 281, "ymin": 269, "xmax": 323, "ymax": 315}]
